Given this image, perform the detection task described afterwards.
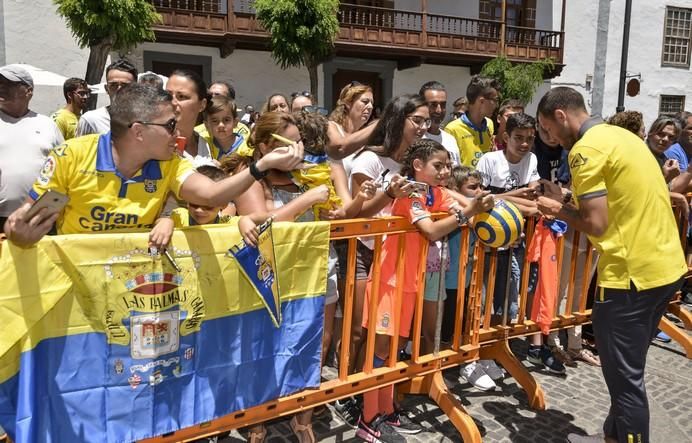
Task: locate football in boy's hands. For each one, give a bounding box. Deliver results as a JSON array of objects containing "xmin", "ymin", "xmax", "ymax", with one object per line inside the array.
[{"xmin": 472, "ymin": 199, "xmax": 524, "ymax": 249}]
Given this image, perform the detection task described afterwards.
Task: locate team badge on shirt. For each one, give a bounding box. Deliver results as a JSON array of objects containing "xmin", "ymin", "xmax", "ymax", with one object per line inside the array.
[
  {"xmin": 411, "ymin": 200, "xmax": 425, "ymax": 215},
  {"xmin": 37, "ymin": 157, "xmax": 56, "ymax": 185},
  {"xmin": 144, "ymin": 179, "xmax": 157, "ymax": 193},
  {"xmin": 570, "ymin": 153, "xmax": 587, "ymax": 168}
]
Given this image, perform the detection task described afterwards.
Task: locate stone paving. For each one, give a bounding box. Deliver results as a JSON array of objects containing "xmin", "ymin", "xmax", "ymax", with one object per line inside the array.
[{"xmin": 219, "ymin": 311, "xmax": 692, "ymax": 443}]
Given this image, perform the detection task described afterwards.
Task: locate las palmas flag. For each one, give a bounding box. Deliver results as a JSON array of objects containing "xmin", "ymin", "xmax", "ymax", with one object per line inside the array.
[
  {"xmin": 0, "ymin": 222, "xmax": 329, "ymax": 443},
  {"xmin": 229, "ymin": 219, "xmax": 282, "ymax": 327}
]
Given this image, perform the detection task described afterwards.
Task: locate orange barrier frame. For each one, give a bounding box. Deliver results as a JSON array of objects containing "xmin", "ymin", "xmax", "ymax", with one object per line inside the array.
[{"xmin": 139, "ymin": 213, "xmax": 629, "ymax": 443}]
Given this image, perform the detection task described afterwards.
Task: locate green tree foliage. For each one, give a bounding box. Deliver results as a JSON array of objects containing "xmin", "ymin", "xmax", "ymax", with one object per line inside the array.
[
  {"xmin": 254, "ymin": 0, "xmax": 340, "ymax": 96},
  {"xmin": 54, "ymin": 0, "xmax": 161, "ymax": 108},
  {"xmin": 480, "ymin": 56, "xmax": 554, "ymax": 105}
]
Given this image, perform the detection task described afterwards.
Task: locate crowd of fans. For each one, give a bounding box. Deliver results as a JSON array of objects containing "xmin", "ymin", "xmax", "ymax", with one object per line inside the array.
[{"xmin": 1, "ymin": 59, "xmax": 690, "ymax": 443}]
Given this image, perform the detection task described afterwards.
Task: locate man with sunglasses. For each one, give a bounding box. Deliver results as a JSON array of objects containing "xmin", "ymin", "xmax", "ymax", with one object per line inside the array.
[
  {"xmin": 4, "ymin": 84, "xmax": 305, "ymax": 248},
  {"xmin": 76, "ymin": 59, "xmax": 137, "ymax": 137},
  {"xmin": 0, "ymin": 64, "xmax": 64, "ymax": 233},
  {"xmin": 52, "ymin": 77, "xmax": 90, "ymax": 140}
]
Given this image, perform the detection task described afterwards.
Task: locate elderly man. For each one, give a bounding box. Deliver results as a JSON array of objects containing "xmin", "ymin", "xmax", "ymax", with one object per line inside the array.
[
  {"xmin": 0, "ymin": 64, "xmax": 64, "ymax": 232},
  {"xmin": 536, "ymin": 87, "xmax": 686, "ymax": 443},
  {"xmin": 4, "ymin": 84, "xmax": 304, "ymax": 247}
]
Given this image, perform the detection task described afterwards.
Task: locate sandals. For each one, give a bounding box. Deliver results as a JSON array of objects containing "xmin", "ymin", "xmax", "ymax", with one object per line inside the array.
[
  {"xmin": 290, "ymin": 415, "xmax": 316, "ymax": 443},
  {"xmin": 247, "ymin": 424, "xmax": 266, "ymax": 443}
]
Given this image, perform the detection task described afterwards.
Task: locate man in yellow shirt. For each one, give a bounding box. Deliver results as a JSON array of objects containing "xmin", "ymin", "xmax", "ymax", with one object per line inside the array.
[
  {"xmin": 4, "ymin": 84, "xmax": 305, "ymax": 248},
  {"xmin": 443, "ymin": 75, "xmax": 499, "ymax": 167},
  {"xmin": 536, "ymin": 87, "xmax": 686, "ymax": 443},
  {"xmin": 51, "ymin": 78, "xmax": 90, "ymax": 140}
]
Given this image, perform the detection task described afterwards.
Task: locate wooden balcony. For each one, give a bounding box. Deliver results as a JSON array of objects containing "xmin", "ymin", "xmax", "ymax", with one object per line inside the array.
[{"xmin": 149, "ymin": 1, "xmax": 563, "ymax": 72}]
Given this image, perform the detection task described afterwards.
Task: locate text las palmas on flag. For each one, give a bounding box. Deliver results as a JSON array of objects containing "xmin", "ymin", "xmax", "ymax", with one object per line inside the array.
[{"xmin": 0, "ymin": 222, "xmax": 329, "ymax": 443}]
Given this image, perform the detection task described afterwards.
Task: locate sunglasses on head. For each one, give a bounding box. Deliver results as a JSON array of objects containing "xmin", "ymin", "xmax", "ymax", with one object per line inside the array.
[
  {"xmin": 128, "ymin": 118, "xmax": 177, "ymax": 135},
  {"xmin": 291, "ymin": 91, "xmax": 311, "ymax": 98},
  {"xmin": 301, "ymin": 105, "xmax": 328, "ymax": 116},
  {"xmin": 349, "ymin": 80, "xmax": 362, "ymax": 87}
]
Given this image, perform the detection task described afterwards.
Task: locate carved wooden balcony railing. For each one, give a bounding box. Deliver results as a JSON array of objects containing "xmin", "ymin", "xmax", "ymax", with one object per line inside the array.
[{"xmin": 149, "ymin": 1, "xmax": 564, "ymax": 67}]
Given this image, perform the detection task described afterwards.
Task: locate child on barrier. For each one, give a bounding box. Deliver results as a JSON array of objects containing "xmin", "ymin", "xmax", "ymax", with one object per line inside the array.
[
  {"xmin": 358, "ymin": 139, "xmax": 494, "ymax": 443},
  {"xmin": 441, "ymin": 166, "xmax": 506, "ymax": 390},
  {"xmin": 237, "ymin": 111, "xmax": 353, "ymax": 443},
  {"xmin": 475, "ymin": 113, "xmax": 565, "ymax": 375},
  {"xmin": 170, "ymin": 164, "xmax": 237, "ymax": 227}
]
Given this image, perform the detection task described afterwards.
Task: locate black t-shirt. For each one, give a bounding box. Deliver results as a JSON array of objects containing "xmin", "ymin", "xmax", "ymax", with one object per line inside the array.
[{"xmin": 533, "ymin": 133, "xmax": 568, "ymax": 183}]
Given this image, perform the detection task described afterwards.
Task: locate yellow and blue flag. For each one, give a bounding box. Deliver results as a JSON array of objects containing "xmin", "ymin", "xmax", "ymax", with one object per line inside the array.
[
  {"xmin": 229, "ymin": 219, "xmax": 282, "ymax": 327},
  {"xmin": 0, "ymin": 222, "xmax": 330, "ymax": 443}
]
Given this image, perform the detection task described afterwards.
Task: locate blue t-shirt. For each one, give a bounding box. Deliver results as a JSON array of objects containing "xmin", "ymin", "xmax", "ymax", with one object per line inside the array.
[
  {"xmin": 665, "ymin": 143, "xmax": 690, "ymax": 171},
  {"xmin": 446, "ymin": 228, "xmax": 477, "ymax": 289}
]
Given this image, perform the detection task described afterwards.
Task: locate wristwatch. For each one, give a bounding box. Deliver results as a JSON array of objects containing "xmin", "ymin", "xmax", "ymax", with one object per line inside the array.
[
  {"xmin": 249, "ymin": 162, "xmax": 269, "ymax": 181},
  {"xmin": 455, "ymin": 209, "xmax": 470, "ymax": 226}
]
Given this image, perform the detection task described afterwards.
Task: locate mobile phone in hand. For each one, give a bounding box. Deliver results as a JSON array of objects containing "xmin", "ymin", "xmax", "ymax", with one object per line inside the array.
[
  {"xmin": 25, "ymin": 190, "xmax": 69, "ymax": 220},
  {"xmin": 407, "ymin": 180, "xmax": 429, "ymax": 194}
]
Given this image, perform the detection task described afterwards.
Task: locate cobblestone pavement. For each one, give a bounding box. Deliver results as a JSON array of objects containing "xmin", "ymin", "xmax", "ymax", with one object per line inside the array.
[{"xmin": 219, "ymin": 312, "xmax": 692, "ymax": 443}]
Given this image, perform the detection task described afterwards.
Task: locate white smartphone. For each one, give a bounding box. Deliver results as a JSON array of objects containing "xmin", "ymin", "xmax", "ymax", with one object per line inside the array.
[
  {"xmin": 25, "ymin": 190, "xmax": 69, "ymax": 219},
  {"xmin": 407, "ymin": 180, "xmax": 429, "ymax": 194}
]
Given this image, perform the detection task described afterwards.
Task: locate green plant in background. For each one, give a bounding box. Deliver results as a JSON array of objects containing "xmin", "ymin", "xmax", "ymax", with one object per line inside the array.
[
  {"xmin": 255, "ymin": 0, "xmax": 340, "ymax": 96},
  {"xmin": 480, "ymin": 56, "xmax": 554, "ymax": 105},
  {"xmin": 54, "ymin": 0, "xmax": 161, "ymax": 109}
]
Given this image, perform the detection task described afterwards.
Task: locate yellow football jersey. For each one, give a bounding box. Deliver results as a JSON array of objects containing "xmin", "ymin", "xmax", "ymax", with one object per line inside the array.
[
  {"xmin": 194, "ymin": 122, "xmax": 253, "ymax": 159},
  {"xmin": 170, "ymin": 207, "xmax": 237, "ymax": 228},
  {"xmin": 570, "ymin": 123, "xmax": 686, "ymax": 290},
  {"xmin": 444, "ymin": 114, "xmax": 494, "ymax": 168},
  {"xmin": 51, "ymin": 108, "xmax": 79, "ymax": 140},
  {"xmin": 31, "ymin": 133, "xmax": 195, "ymax": 234}
]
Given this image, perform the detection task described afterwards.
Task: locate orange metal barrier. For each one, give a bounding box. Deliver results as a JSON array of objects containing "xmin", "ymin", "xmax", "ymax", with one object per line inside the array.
[{"xmin": 140, "ymin": 214, "xmax": 611, "ymax": 443}]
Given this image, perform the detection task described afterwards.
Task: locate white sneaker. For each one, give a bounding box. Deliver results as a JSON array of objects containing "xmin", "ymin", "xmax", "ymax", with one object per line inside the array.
[
  {"xmin": 479, "ymin": 359, "xmax": 505, "ymax": 380},
  {"xmin": 461, "ymin": 361, "xmax": 496, "ymax": 391}
]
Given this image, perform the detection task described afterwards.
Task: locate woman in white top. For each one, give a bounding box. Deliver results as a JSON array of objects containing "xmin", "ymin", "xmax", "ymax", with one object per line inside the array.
[{"xmin": 344, "ymin": 94, "xmax": 430, "ymax": 375}]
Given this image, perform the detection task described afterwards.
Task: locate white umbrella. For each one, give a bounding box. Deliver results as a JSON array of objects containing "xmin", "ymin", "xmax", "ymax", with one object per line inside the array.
[{"xmin": 12, "ymin": 64, "xmax": 68, "ymax": 87}]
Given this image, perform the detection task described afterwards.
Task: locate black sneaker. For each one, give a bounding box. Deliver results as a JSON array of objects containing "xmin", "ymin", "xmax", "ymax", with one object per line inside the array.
[
  {"xmin": 540, "ymin": 346, "xmax": 566, "ymax": 375},
  {"xmin": 356, "ymin": 415, "xmax": 406, "ymax": 443},
  {"xmin": 385, "ymin": 410, "xmax": 424, "ymax": 434},
  {"xmin": 526, "ymin": 345, "xmax": 543, "ymax": 365},
  {"xmin": 334, "ymin": 397, "xmax": 361, "ymax": 428},
  {"xmin": 681, "ymin": 291, "xmax": 692, "ymax": 306}
]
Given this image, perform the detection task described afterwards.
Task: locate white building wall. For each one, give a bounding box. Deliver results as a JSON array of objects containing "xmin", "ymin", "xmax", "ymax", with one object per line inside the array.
[
  {"xmin": 552, "ymin": 0, "xmax": 692, "ymax": 127},
  {"xmin": 128, "ymin": 43, "xmax": 316, "ymax": 111},
  {"xmin": 1, "ymin": 0, "xmax": 110, "ymax": 114},
  {"xmin": 392, "ymin": 63, "xmax": 471, "ymax": 103}
]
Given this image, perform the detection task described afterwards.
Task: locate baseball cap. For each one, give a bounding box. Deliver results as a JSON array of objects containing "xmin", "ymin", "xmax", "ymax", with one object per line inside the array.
[{"xmin": 0, "ymin": 64, "xmax": 34, "ymax": 88}]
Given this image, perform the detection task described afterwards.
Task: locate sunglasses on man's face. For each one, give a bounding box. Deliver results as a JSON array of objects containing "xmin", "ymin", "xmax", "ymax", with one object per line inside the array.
[{"xmin": 128, "ymin": 118, "xmax": 178, "ymax": 135}]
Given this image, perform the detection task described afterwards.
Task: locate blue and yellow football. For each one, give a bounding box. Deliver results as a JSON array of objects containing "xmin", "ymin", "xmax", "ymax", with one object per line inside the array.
[{"xmin": 473, "ymin": 199, "xmax": 524, "ymax": 248}]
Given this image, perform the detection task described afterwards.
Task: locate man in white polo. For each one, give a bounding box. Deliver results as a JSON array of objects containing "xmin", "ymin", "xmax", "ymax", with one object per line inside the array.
[{"xmin": 0, "ymin": 64, "xmax": 63, "ymax": 232}]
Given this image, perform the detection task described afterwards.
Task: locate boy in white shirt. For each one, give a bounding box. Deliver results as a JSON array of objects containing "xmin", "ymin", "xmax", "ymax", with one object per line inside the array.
[{"xmin": 477, "ymin": 113, "xmax": 566, "ymax": 375}]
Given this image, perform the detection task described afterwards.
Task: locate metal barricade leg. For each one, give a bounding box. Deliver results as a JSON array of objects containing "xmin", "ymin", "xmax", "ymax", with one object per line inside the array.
[{"xmin": 480, "ymin": 340, "xmax": 546, "ymax": 410}]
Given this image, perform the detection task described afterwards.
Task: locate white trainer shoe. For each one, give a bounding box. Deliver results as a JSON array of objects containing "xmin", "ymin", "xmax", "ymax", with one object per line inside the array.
[
  {"xmin": 460, "ymin": 361, "xmax": 496, "ymax": 391},
  {"xmin": 479, "ymin": 359, "xmax": 505, "ymax": 380}
]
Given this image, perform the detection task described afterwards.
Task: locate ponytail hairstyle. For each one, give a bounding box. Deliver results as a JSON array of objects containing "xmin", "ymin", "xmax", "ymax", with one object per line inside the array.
[
  {"xmin": 248, "ymin": 111, "xmax": 297, "ymax": 161},
  {"xmin": 329, "ymin": 81, "xmax": 373, "ymax": 127},
  {"xmin": 400, "ymin": 139, "xmax": 449, "ymax": 179}
]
